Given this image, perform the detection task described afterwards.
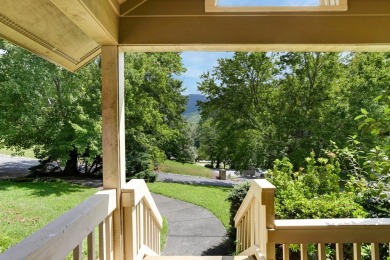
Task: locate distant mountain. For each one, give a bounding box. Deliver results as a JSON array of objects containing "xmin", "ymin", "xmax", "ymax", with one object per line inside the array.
[
  {"xmin": 184, "ymin": 94, "xmax": 206, "ymax": 115},
  {"xmin": 183, "ymin": 94, "xmax": 206, "ymax": 123}
]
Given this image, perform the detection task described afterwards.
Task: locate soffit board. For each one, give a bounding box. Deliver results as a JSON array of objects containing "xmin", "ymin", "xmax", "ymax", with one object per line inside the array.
[{"xmin": 0, "ymin": 0, "xmax": 100, "ymax": 71}]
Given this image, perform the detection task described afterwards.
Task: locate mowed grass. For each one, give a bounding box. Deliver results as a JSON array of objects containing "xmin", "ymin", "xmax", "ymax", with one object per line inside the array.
[
  {"xmin": 147, "ymin": 182, "xmax": 231, "ymax": 228},
  {"xmin": 0, "ymin": 180, "xmax": 97, "ymax": 253},
  {"xmin": 158, "ymin": 160, "xmax": 213, "ymax": 178},
  {"xmin": 160, "ymin": 217, "xmax": 168, "ymax": 251},
  {"xmin": 0, "ymin": 148, "xmax": 35, "ymax": 158}
]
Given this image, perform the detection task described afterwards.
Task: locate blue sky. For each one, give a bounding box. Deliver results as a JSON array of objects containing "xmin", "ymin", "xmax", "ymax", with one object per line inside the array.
[
  {"xmin": 218, "ymin": 0, "xmax": 319, "ymax": 6},
  {"xmin": 179, "ymin": 52, "xmax": 234, "ymax": 95}
]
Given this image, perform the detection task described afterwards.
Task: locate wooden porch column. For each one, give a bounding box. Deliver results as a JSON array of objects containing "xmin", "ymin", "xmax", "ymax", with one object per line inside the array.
[{"xmin": 102, "ymin": 46, "xmax": 126, "ymax": 259}]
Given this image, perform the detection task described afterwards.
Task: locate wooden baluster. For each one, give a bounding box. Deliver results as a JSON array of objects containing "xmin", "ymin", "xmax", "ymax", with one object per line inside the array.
[
  {"xmin": 153, "ymin": 220, "xmax": 156, "ymax": 252},
  {"xmin": 243, "ymin": 215, "xmax": 246, "ymax": 250},
  {"xmin": 99, "ymin": 221, "xmax": 106, "ymax": 260},
  {"xmin": 108, "ymin": 214, "xmax": 114, "ymax": 259},
  {"xmin": 353, "ymin": 243, "xmax": 361, "ymax": 260},
  {"xmin": 156, "ymin": 220, "xmax": 159, "ymax": 253},
  {"xmin": 143, "ymin": 204, "xmax": 147, "ymax": 249},
  {"xmin": 236, "ymin": 223, "xmax": 241, "ymax": 253},
  {"xmin": 151, "ymin": 219, "xmax": 154, "ymax": 252},
  {"xmin": 250, "ymin": 203, "xmax": 254, "ymax": 247},
  {"xmin": 254, "ymin": 199, "xmax": 259, "ymax": 246},
  {"xmin": 158, "ymin": 223, "xmax": 161, "ymax": 255},
  {"xmin": 87, "ymin": 230, "xmax": 96, "ymax": 260},
  {"xmin": 139, "ymin": 201, "xmax": 144, "ymax": 248},
  {"xmin": 336, "ymin": 243, "xmax": 343, "ymax": 260},
  {"xmin": 300, "ymin": 244, "xmax": 307, "ymax": 260},
  {"xmin": 148, "ymin": 210, "xmax": 153, "ymax": 248},
  {"xmin": 73, "ymin": 243, "xmax": 82, "ymax": 260},
  {"xmin": 283, "ymin": 244, "xmax": 290, "ymax": 260},
  {"xmin": 371, "ymin": 243, "xmax": 379, "ymax": 260},
  {"xmin": 318, "ymin": 243, "xmax": 326, "ymax": 260}
]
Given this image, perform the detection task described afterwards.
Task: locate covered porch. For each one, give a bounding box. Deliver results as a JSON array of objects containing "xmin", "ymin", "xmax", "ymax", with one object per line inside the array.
[{"xmin": 1, "ymin": 0, "xmax": 390, "ymax": 259}]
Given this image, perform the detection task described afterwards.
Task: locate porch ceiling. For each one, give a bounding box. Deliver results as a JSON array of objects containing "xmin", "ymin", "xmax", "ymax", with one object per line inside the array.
[{"xmin": 1, "ymin": 0, "xmax": 390, "ymax": 71}]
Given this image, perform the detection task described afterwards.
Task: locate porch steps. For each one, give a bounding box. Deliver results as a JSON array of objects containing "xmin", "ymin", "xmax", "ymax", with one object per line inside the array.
[{"xmin": 144, "ymin": 256, "xmax": 255, "ymax": 260}]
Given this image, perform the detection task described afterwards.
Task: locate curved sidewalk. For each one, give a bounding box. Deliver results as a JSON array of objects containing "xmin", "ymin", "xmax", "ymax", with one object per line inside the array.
[{"xmin": 152, "ymin": 193, "xmax": 229, "ymax": 256}]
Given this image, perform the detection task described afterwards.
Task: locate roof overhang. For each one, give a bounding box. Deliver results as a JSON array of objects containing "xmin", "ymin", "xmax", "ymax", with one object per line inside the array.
[{"xmin": 1, "ymin": 0, "xmax": 390, "ymax": 71}]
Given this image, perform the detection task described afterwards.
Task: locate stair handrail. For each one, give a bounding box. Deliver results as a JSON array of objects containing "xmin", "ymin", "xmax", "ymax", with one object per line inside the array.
[
  {"xmin": 122, "ymin": 179, "xmax": 163, "ymax": 260},
  {"xmin": 234, "ymin": 179, "xmax": 276, "ymax": 257}
]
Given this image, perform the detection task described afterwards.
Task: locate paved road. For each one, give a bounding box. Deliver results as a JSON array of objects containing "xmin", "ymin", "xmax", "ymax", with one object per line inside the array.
[
  {"xmin": 157, "ymin": 172, "xmax": 259, "ymax": 187},
  {"xmin": 0, "ymin": 154, "xmax": 38, "ymax": 179},
  {"xmin": 156, "ymin": 172, "xmax": 239, "ymax": 187}
]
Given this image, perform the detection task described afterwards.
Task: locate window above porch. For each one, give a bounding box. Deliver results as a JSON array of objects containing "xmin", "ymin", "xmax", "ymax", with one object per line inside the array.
[{"xmin": 205, "ymin": 0, "xmax": 348, "ymax": 12}]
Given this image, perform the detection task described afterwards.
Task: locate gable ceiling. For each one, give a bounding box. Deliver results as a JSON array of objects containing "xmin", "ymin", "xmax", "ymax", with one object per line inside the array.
[{"xmin": 1, "ymin": 0, "xmax": 390, "ymax": 71}]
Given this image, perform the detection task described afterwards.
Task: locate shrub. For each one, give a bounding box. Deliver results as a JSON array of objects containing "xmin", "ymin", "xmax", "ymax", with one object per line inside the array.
[
  {"xmin": 226, "ymin": 181, "xmax": 251, "ymax": 239},
  {"xmin": 267, "ymin": 155, "xmax": 367, "ymax": 219},
  {"xmin": 133, "ymin": 171, "xmax": 157, "ymax": 183}
]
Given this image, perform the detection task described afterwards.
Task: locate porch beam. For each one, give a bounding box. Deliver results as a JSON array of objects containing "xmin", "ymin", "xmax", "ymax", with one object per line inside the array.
[
  {"xmin": 50, "ymin": 0, "xmax": 118, "ymax": 45},
  {"xmin": 101, "ymin": 46, "xmax": 125, "ymax": 259},
  {"xmin": 119, "ymin": 15, "xmax": 390, "ymax": 51}
]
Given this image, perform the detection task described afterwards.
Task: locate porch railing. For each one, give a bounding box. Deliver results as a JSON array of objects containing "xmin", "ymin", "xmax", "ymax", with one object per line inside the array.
[
  {"xmin": 235, "ymin": 179, "xmax": 390, "ymax": 260},
  {"xmin": 0, "ymin": 179, "xmax": 162, "ymax": 260},
  {"xmin": 122, "ymin": 179, "xmax": 163, "ymax": 260}
]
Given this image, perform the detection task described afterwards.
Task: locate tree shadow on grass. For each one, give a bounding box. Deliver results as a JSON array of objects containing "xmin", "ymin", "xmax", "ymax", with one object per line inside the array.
[{"xmin": 0, "ymin": 178, "xmax": 95, "ymax": 197}]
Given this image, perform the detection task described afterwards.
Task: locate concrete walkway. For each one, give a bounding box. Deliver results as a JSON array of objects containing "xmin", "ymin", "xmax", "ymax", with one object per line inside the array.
[{"xmin": 152, "ymin": 193, "xmax": 229, "ymax": 256}]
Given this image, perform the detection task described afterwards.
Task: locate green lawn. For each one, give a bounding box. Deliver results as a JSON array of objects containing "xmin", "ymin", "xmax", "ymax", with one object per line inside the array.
[
  {"xmin": 161, "ymin": 217, "xmax": 168, "ymax": 251},
  {"xmin": 0, "ymin": 180, "xmax": 97, "ymax": 253},
  {"xmin": 0, "ymin": 148, "xmax": 36, "ymax": 158},
  {"xmin": 147, "ymin": 182, "xmax": 231, "ymax": 228},
  {"xmin": 158, "ymin": 160, "xmax": 214, "ymax": 179}
]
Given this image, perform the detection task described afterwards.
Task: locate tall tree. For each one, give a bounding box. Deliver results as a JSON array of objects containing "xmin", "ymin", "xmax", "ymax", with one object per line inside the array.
[
  {"xmin": 0, "ymin": 40, "xmax": 192, "ymax": 176},
  {"xmin": 198, "ymin": 52, "xmax": 278, "ymax": 169},
  {"xmin": 198, "ymin": 52, "xmax": 389, "ymax": 169},
  {"xmin": 124, "ymin": 52, "xmax": 192, "ymax": 174},
  {"xmin": 0, "ymin": 40, "xmax": 102, "ymax": 175},
  {"xmin": 275, "ymin": 52, "xmax": 344, "ymax": 165}
]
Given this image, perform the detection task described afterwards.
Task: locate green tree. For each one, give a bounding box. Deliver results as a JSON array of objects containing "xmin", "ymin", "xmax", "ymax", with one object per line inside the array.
[
  {"xmin": 124, "ymin": 52, "xmax": 192, "ymax": 176},
  {"xmin": 198, "ymin": 52, "xmax": 389, "ymax": 169},
  {"xmin": 0, "ymin": 41, "xmax": 192, "ymax": 177},
  {"xmin": 275, "ymin": 52, "xmax": 346, "ymax": 165},
  {"xmin": 0, "ymin": 40, "xmax": 102, "ymax": 175},
  {"xmin": 198, "ymin": 52, "xmax": 278, "ymax": 169}
]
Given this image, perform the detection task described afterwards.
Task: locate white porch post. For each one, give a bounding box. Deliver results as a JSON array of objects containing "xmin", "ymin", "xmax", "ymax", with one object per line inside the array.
[{"xmin": 101, "ymin": 46, "xmax": 126, "ymax": 259}]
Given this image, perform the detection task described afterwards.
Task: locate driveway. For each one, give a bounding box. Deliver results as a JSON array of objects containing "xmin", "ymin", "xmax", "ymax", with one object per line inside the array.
[{"xmin": 0, "ymin": 154, "xmax": 39, "ymax": 179}]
